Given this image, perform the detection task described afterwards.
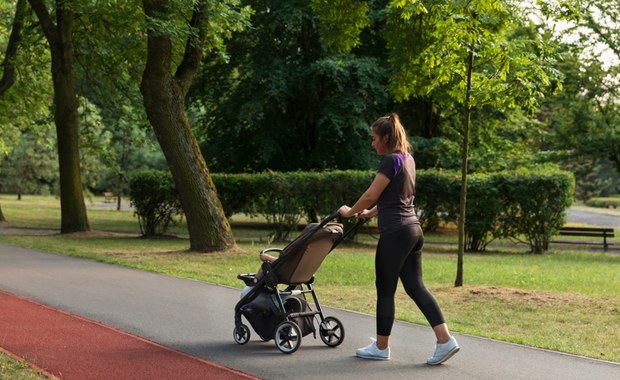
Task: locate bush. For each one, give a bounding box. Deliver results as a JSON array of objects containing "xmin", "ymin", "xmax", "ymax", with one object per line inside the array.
[
  {"xmin": 464, "ymin": 173, "xmax": 504, "ymax": 252},
  {"xmin": 128, "ymin": 170, "xmax": 183, "ymax": 237},
  {"xmin": 494, "ymin": 169, "xmax": 574, "ymax": 253},
  {"xmin": 585, "ymin": 197, "xmax": 620, "ymax": 208}
]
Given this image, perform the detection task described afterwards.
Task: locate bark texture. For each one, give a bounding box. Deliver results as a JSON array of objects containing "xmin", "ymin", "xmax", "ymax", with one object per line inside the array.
[
  {"xmin": 29, "ymin": 0, "xmax": 90, "ymax": 233},
  {"xmin": 141, "ymin": 0, "xmax": 235, "ymax": 252}
]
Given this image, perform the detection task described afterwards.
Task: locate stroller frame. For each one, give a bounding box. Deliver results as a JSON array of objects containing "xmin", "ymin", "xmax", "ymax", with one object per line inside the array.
[{"xmin": 233, "ymin": 212, "xmax": 363, "ymax": 354}]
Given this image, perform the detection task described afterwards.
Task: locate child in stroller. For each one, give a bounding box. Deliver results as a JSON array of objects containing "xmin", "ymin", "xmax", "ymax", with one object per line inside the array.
[{"xmin": 233, "ymin": 212, "xmax": 362, "ymax": 354}]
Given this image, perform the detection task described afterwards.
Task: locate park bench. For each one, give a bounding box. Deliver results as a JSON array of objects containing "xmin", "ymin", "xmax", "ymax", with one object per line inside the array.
[
  {"xmin": 103, "ymin": 192, "xmax": 116, "ymax": 203},
  {"xmin": 555, "ymin": 227, "xmax": 615, "ymax": 251}
]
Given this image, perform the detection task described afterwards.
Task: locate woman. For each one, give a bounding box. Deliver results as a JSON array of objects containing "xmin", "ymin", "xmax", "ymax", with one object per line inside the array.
[{"xmin": 338, "ymin": 113, "xmax": 459, "ymax": 365}]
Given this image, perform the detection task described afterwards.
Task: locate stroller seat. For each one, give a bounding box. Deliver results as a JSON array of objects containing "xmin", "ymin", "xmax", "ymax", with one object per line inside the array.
[
  {"xmin": 269, "ymin": 222, "xmax": 343, "ymax": 285},
  {"xmin": 233, "ymin": 213, "xmax": 363, "ymax": 354}
]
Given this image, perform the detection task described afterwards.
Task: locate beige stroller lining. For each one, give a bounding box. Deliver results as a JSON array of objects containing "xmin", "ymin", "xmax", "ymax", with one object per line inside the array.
[{"xmin": 273, "ymin": 222, "xmax": 343, "ymax": 284}]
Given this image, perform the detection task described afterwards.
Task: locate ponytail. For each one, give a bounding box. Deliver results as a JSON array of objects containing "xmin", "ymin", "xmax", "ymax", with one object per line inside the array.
[{"xmin": 371, "ymin": 113, "xmax": 411, "ymax": 154}]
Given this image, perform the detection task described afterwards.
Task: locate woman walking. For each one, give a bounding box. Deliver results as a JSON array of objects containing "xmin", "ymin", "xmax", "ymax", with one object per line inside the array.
[{"xmin": 338, "ymin": 113, "xmax": 459, "ymax": 365}]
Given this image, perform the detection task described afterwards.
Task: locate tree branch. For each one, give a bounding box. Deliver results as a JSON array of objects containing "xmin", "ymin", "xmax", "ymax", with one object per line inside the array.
[
  {"xmin": 27, "ymin": 0, "xmax": 58, "ymax": 49},
  {"xmin": 0, "ymin": 0, "xmax": 28, "ymax": 95},
  {"xmin": 175, "ymin": 0, "xmax": 207, "ymax": 95}
]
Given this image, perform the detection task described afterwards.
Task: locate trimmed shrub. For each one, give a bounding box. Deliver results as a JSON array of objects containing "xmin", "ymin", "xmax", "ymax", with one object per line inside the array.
[
  {"xmin": 494, "ymin": 169, "xmax": 574, "ymax": 253},
  {"xmin": 128, "ymin": 170, "xmax": 183, "ymax": 237},
  {"xmin": 464, "ymin": 173, "xmax": 504, "ymax": 252}
]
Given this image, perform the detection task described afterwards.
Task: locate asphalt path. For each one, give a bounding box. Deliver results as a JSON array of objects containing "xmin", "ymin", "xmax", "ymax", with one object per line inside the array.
[
  {"xmin": 566, "ymin": 208, "xmax": 620, "ymax": 228},
  {"xmin": 0, "ymin": 243, "xmax": 618, "ymax": 380}
]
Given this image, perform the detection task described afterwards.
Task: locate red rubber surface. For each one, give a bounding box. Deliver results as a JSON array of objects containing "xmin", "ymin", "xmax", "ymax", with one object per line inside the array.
[{"xmin": 0, "ymin": 290, "xmax": 259, "ymax": 380}]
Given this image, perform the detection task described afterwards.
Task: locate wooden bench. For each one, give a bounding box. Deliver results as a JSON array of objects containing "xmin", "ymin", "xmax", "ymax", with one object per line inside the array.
[
  {"xmin": 103, "ymin": 192, "xmax": 116, "ymax": 203},
  {"xmin": 555, "ymin": 227, "xmax": 615, "ymax": 251}
]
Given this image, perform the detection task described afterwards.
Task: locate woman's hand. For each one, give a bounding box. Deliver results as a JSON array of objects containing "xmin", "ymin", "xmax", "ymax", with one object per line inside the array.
[
  {"xmin": 358, "ymin": 209, "xmax": 373, "ymax": 220},
  {"xmin": 338, "ymin": 205, "xmax": 352, "ymax": 218}
]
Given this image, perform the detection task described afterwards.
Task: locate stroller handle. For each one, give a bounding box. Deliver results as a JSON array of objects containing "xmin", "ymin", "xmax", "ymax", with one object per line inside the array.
[
  {"xmin": 320, "ymin": 210, "xmax": 368, "ymax": 249},
  {"xmin": 319, "ymin": 212, "xmax": 342, "ymax": 227}
]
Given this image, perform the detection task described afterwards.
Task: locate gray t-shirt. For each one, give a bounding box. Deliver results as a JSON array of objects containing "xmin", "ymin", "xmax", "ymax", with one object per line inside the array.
[{"xmin": 376, "ymin": 153, "xmax": 419, "ymax": 233}]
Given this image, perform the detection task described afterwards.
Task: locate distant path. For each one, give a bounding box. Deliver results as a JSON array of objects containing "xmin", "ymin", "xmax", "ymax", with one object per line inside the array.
[{"xmin": 566, "ymin": 208, "xmax": 620, "ymax": 228}]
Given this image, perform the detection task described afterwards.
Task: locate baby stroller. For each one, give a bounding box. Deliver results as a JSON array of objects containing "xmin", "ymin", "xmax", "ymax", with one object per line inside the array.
[{"xmin": 233, "ymin": 212, "xmax": 363, "ymax": 354}]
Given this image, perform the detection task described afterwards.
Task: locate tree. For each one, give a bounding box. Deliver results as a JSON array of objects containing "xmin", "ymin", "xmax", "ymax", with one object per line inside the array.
[
  {"xmin": 192, "ymin": 0, "xmax": 387, "ymax": 173},
  {"xmin": 0, "ymin": 0, "xmax": 27, "ymax": 223},
  {"xmin": 69, "ymin": 1, "xmax": 156, "ymax": 208},
  {"xmin": 386, "ymin": 0, "xmax": 558, "ymax": 285},
  {"xmin": 28, "ymin": 0, "xmax": 90, "ymax": 233},
  {"xmin": 0, "ymin": 126, "xmax": 57, "ymax": 199},
  {"xmin": 140, "ymin": 0, "xmax": 250, "ymax": 251},
  {"xmin": 538, "ymin": 0, "xmax": 620, "ymax": 179},
  {"xmin": 1, "ymin": 0, "xmax": 54, "ymax": 222}
]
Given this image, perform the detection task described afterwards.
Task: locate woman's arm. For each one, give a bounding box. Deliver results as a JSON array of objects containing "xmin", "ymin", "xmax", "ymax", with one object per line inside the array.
[{"xmin": 338, "ymin": 173, "xmax": 390, "ymax": 218}]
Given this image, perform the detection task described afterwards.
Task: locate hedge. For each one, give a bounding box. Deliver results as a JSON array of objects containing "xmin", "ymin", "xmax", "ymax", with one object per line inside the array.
[
  {"xmin": 129, "ymin": 169, "xmax": 574, "ymax": 252},
  {"xmin": 585, "ymin": 197, "xmax": 620, "ymax": 209}
]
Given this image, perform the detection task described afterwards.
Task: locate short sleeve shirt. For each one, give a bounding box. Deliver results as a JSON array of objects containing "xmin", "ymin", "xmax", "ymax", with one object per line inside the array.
[{"xmin": 376, "ymin": 153, "xmax": 418, "ymax": 233}]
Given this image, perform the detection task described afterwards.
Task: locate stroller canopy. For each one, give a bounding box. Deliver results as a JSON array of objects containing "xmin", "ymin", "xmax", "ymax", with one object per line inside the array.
[{"xmin": 272, "ymin": 222, "xmax": 343, "ymax": 285}]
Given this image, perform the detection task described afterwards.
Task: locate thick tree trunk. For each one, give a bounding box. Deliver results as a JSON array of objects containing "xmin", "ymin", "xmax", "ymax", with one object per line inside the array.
[
  {"xmin": 29, "ymin": 0, "xmax": 90, "ymax": 233},
  {"xmin": 141, "ymin": 0, "xmax": 235, "ymax": 252},
  {"xmin": 141, "ymin": 85, "xmax": 235, "ymax": 251}
]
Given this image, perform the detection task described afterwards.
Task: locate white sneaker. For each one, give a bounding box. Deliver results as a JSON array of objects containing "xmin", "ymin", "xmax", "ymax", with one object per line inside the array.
[
  {"xmin": 356, "ymin": 338, "xmax": 390, "ymax": 360},
  {"xmin": 427, "ymin": 336, "xmax": 460, "ymax": 365}
]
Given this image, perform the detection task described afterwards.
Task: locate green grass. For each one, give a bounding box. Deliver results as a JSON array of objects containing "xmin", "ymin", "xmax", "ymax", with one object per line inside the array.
[
  {"xmin": 0, "ymin": 352, "xmax": 49, "ymax": 380},
  {"xmin": 0, "ymin": 195, "xmax": 619, "ymax": 364}
]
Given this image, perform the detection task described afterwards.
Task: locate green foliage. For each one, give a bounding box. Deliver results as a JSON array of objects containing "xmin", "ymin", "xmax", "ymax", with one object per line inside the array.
[
  {"xmin": 537, "ymin": 0, "xmax": 620, "ymax": 182},
  {"xmin": 77, "ymin": 97, "xmax": 113, "ymax": 193},
  {"xmin": 463, "ymin": 173, "xmax": 505, "ymax": 251},
  {"xmin": 386, "ymin": 0, "xmax": 557, "ymax": 109},
  {"xmin": 585, "ymin": 197, "xmax": 620, "ymax": 209},
  {"xmin": 213, "ymin": 170, "xmax": 374, "ymax": 240},
  {"xmin": 0, "ymin": 127, "xmax": 57, "ymax": 197},
  {"xmin": 415, "ymin": 170, "xmax": 460, "ymax": 231},
  {"xmin": 128, "ymin": 170, "xmax": 183, "ymax": 237},
  {"xmin": 212, "ymin": 169, "xmax": 574, "ymax": 252},
  {"xmin": 309, "ymin": 0, "xmax": 369, "ymax": 52},
  {"xmin": 494, "ymin": 169, "xmax": 575, "ymax": 253},
  {"xmin": 191, "ymin": 0, "xmax": 388, "ymax": 172}
]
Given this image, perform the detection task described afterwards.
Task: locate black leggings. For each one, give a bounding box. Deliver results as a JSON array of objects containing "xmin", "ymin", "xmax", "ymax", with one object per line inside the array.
[{"xmin": 375, "ymin": 223, "xmax": 445, "ymax": 336}]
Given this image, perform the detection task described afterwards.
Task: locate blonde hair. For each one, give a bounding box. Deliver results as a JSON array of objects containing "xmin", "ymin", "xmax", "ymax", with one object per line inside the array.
[{"xmin": 371, "ymin": 113, "xmax": 411, "ymax": 154}]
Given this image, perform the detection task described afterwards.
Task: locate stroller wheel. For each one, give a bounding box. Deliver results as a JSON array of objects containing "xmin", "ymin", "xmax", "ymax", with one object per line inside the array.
[
  {"xmin": 274, "ymin": 321, "xmax": 302, "ymax": 354},
  {"xmin": 233, "ymin": 324, "xmax": 251, "ymax": 345},
  {"xmin": 319, "ymin": 316, "xmax": 345, "ymax": 347}
]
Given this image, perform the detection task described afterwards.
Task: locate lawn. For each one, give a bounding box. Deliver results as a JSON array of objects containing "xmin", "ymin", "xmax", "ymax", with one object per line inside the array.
[{"xmin": 0, "ymin": 194, "xmax": 618, "ymax": 365}]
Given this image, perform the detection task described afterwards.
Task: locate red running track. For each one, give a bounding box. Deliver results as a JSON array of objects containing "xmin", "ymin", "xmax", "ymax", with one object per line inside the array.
[{"xmin": 0, "ymin": 290, "xmax": 259, "ymax": 380}]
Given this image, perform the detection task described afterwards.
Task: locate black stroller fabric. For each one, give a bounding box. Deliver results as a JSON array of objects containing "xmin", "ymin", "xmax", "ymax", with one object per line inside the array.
[{"xmin": 240, "ymin": 293, "xmax": 314, "ymax": 339}]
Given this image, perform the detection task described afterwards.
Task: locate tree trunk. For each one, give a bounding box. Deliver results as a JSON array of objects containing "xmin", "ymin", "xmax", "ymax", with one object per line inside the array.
[
  {"xmin": 0, "ymin": 204, "xmax": 6, "ymax": 224},
  {"xmin": 455, "ymin": 49, "xmax": 474, "ymax": 288},
  {"xmin": 141, "ymin": 0, "xmax": 235, "ymax": 252},
  {"xmin": 29, "ymin": 0, "xmax": 89, "ymax": 233}
]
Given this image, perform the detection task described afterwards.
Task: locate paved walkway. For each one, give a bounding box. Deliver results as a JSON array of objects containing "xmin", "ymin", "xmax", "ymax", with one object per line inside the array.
[
  {"xmin": 0, "ymin": 243, "xmax": 618, "ymax": 380},
  {"xmin": 0, "ymin": 290, "xmax": 257, "ymax": 380}
]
